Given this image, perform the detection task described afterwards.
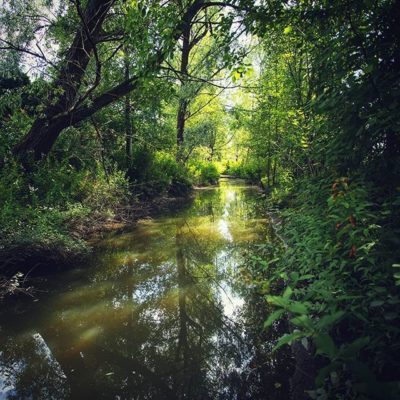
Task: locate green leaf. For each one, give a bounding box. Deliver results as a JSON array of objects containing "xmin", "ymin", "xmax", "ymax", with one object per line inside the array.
[
  {"xmin": 315, "ymin": 333, "xmax": 337, "ymax": 359},
  {"xmin": 284, "ymin": 26, "xmax": 293, "ymax": 34},
  {"xmin": 298, "ymin": 274, "xmax": 314, "ymax": 281},
  {"xmin": 283, "ymin": 286, "xmax": 293, "ymax": 299},
  {"xmin": 288, "ymin": 301, "xmax": 308, "ymax": 314},
  {"xmin": 266, "ymin": 295, "xmax": 290, "ymax": 308},
  {"xmin": 340, "ymin": 336, "xmax": 370, "ymax": 358},
  {"xmin": 369, "ymin": 300, "xmax": 384, "ymax": 307},
  {"xmin": 264, "ymin": 309, "xmax": 285, "ymax": 328},
  {"xmin": 317, "ymin": 311, "xmax": 345, "ymax": 330},
  {"xmin": 289, "ymin": 271, "xmax": 299, "ymax": 281},
  {"xmin": 290, "ymin": 314, "xmax": 314, "ymax": 330},
  {"xmin": 273, "ymin": 331, "xmax": 303, "ymax": 351},
  {"xmin": 384, "ymin": 312, "xmax": 397, "ymax": 320}
]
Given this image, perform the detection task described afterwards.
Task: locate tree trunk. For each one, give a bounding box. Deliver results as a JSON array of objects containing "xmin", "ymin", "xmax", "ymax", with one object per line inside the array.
[
  {"xmin": 12, "ymin": 0, "xmax": 211, "ymax": 165},
  {"xmin": 13, "ymin": 0, "xmax": 115, "ymax": 164},
  {"xmin": 176, "ymin": 20, "xmax": 191, "ymax": 162},
  {"xmin": 266, "ymin": 129, "xmax": 272, "ymax": 187},
  {"xmin": 124, "ymin": 52, "xmax": 133, "ymax": 166},
  {"xmin": 176, "ymin": 99, "xmax": 188, "ymax": 161},
  {"xmin": 272, "ymin": 158, "xmax": 277, "ymax": 186}
]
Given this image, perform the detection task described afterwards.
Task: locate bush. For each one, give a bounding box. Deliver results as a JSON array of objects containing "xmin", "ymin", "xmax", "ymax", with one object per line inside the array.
[
  {"xmin": 225, "ymin": 160, "xmax": 263, "ymax": 183},
  {"xmin": 129, "ymin": 150, "xmax": 192, "ymax": 197},
  {"xmin": 262, "ymin": 176, "xmax": 400, "ymax": 399},
  {"xmin": 198, "ymin": 162, "xmax": 220, "ymax": 185},
  {"xmin": 0, "ymin": 159, "xmax": 129, "ymax": 274},
  {"xmin": 189, "ymin": 161, "xmax": 220, "ymax": 185}
]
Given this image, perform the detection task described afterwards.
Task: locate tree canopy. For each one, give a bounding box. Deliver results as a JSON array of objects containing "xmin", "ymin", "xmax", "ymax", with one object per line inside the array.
[{"xmin": 1, "ymin": 0, "xmax": 400, "ymax": 398}]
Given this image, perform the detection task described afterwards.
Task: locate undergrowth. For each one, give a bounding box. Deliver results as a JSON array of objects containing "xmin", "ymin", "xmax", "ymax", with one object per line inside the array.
[
  {"xmin": 0, "ymin": 160, "xmax": 129, "ymax": 278},
  {"xmin": 261, "ymin": 176, "xmax": 400, "ymax": 399}
]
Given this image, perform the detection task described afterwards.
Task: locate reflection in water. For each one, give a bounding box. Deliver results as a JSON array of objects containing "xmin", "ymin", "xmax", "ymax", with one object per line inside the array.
[{"xmin": 0, "ymin": 179, "xmax": 293, "ymax": 399}]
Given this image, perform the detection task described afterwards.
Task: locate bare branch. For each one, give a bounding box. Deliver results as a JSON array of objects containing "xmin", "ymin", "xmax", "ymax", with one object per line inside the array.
[
  {"xmin": 72, "ymin": 0, "xmax": 103, "ymax": 108},
  {"xmin": 0, "ymin": 38, "xmax": 56, "ymax": 68}
]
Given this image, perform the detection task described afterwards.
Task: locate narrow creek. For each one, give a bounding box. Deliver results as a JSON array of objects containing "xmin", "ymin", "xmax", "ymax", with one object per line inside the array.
[{"xmin": 0, "ymin": 178, "xmax": 293, "ymax": 399}]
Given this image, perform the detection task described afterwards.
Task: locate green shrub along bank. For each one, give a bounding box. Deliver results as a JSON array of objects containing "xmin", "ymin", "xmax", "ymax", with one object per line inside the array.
[
  {"xmin": 262, "ymin": 176, "xmax": 400, "ymax": 399},
  {"xmin": 189, "ymin": 161, "xmax": 220, "ymax": 186},
  {"xmin": 128, "ymin": 150, "xmax": 193, "ymax": 197},
  {"xmin": 0, "ymin": 152, "xmax": 223, "ymax": 279},
  {"xmin": 128, "ymin": 149, "xmax": 222, "ymax": 192},
  {"xmin": 224, "ymin": 0, "xmax": 400, "ymax": 397},
  {"xmin": 0, "ymin": 160, "xmax": 130, "ymax": 273},
  {"xmin": 224, "ymin": 161, "xmax": 263, "ymax": 184}
]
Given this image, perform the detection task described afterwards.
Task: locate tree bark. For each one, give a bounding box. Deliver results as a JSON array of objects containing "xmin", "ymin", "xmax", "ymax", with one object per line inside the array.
[
  {"xmin": 13, "ymin": 0, "xmax": 116, "ymax": 164},
  {"xmin": 176, "ymin": 20, "xmax": 191, "ymax": 162},
  {"xmin": 12, "ymin": 0, "xmax": 216, "ymax": 165},
  {"xmin": 124, "ymin": 52, "xmax": 133, "ymax": 166}
]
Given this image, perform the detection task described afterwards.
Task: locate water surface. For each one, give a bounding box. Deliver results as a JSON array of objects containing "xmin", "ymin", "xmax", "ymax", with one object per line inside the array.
[{"xmin": 0, "ymin": 179, "xmax": 292, "ymax": 399}]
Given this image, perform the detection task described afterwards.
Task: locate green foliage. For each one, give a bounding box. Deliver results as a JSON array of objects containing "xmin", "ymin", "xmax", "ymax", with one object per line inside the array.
[
  {"xmin": 225, "ymin": 161, "xmax": 263, "ymax": 183},
  {"xmin": 129, "ymin": 149, "xmax": 192, "ymax": 197},
  {"xmin": 0, "ymin": 159, "xmax": 129, "ymax": 268},
  {"xmin": 236, "ymin": 2, "xmax": 400, "ymax": 397},
  {"xmin": 190, "ymin": 161, "xmax": 220, "ymax": 185},
  {"xmin": 262, "ymin": 176, "xmax": 400, "ymax": 399}
]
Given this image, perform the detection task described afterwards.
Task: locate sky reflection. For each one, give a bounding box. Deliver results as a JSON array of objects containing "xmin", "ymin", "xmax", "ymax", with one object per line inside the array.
[{"xmin": 0, "ymin": 179, "xmax": 291, "ymax": 400}]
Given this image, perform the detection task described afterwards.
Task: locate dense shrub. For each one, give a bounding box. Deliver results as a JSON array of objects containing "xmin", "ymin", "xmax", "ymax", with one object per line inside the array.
[
  {"xmin": 200, "ymin": 162, "xmax": 220, "ymax": 184},
  {"xmin": 0, "ymin": 159, "xmax": 129, "ymax": 273},
  {"xmin": 129, "ymin": 150, "xmax": 192, "ymax": 197},
  {"xmin": 188, "ymin": 160, "xmax": 220, "ymax": 185},
  {"xmin": 196, "ymin": 161, "xmax": 220, "ymax": 185},
  {"xmin": 263, "ymin": 176, "xmax": 400, "ymax": 399},
  {"xmin": 225, "ymin": 161, "xmax": 263, "ymax": 183}
]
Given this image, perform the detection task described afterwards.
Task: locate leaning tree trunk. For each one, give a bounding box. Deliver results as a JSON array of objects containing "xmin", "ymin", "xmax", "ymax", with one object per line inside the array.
[
  {"xmin": 12, "ymin": 0, "xmax": 214, "ymax": 166},
  {"xmin": 13, "ymin": 0, "xmax": 115, "ymax": 165},
  {"xmin": 14, "ymin": 117, "xmax": 69, "ymax": 162}
]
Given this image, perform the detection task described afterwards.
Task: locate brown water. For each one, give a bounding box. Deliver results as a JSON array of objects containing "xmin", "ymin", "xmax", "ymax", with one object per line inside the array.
[{"xmin": 0, "ymin": 178, "xmax": 292, "ymax": 400}]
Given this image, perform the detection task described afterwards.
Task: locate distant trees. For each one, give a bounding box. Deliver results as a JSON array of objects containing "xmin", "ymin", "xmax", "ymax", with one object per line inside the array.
[{"xmin": 232, "ymin": 0, "xmax": 400, "ymax": 190}]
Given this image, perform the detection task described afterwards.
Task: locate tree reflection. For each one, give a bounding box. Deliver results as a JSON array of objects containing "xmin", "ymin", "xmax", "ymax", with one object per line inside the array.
[
  {"xmin": 0, "ymin": 334, "xmax": 70, "ymax": 399},
  {"xmin": 0, "ymin": 180, "xmax": 293, "ymax": 399}
]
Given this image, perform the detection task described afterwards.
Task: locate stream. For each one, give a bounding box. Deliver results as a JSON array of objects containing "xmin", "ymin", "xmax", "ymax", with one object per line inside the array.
[{"xmin": 0, "ymin": 178, "xmax": 293, "ymax": 399}]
